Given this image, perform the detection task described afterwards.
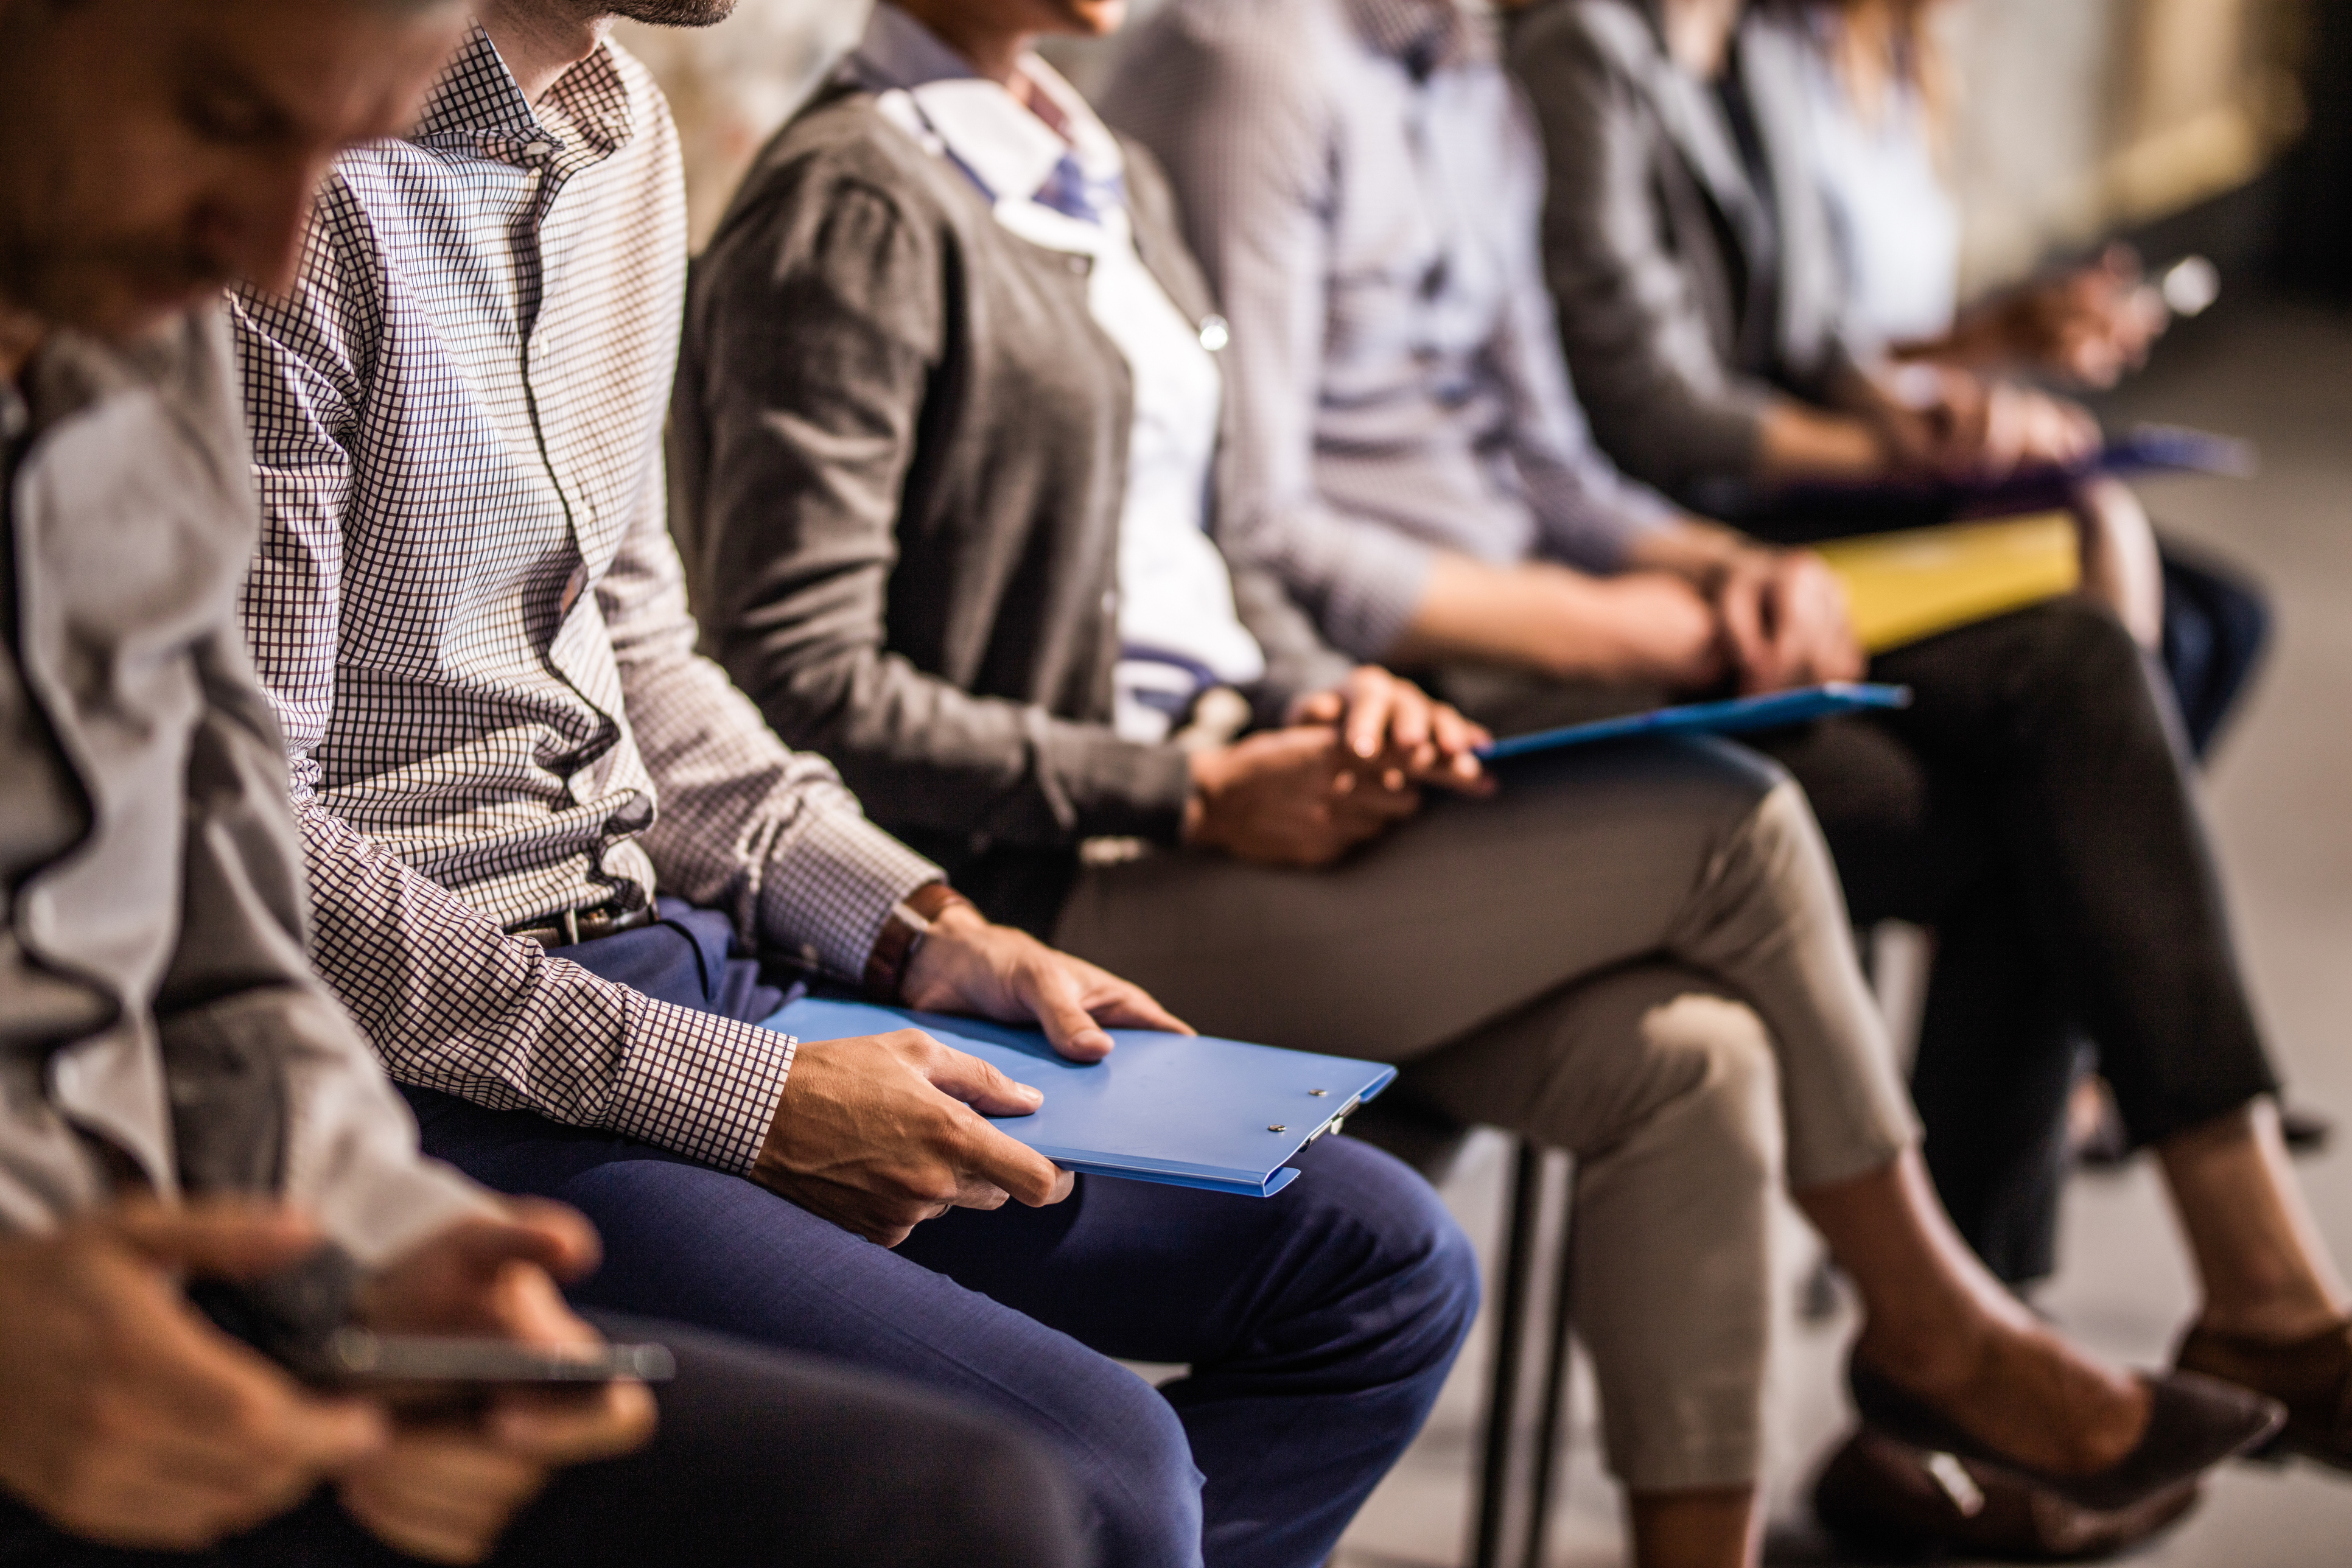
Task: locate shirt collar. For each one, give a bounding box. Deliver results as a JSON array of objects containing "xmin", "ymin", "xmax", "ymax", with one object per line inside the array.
[
  {"xmin": 411, "ymin": 25, "xmax": 635, "ymax": 161},
  {"xmin": 13, "ymin": 321, "xmax": 181, "ymax": 449},
  {"xmin": 1344, "ymin": 0, "xmax": 1489, "ymax": 77},
  {"xmin": 852, "ymin": 4, "xmax": 1121, "ymax": 209}
]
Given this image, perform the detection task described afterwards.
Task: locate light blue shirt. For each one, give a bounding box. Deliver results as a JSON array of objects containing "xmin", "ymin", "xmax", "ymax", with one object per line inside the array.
[{"xmin": 1108, "ymin": 0, "xmax": 1676, "ymax": 660}]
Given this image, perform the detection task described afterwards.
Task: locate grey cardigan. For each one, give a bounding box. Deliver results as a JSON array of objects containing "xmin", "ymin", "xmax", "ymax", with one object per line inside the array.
[
  {"xmin": 669, "ymin": 81, "xmax": 1351, "ymax": 928},
  {"xmin": 0, "ymin": 313, "xmax": 488, "ymax": 1258},
  {"xmin": 1511, "ymin": 0, "xmax": 1855, "ymax": 507}
]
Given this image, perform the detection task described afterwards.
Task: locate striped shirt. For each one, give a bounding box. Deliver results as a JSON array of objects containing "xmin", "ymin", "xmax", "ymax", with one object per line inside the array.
[{"xmin": 232, "ymin": 29, "xmax": 940, "ymax": 1175}]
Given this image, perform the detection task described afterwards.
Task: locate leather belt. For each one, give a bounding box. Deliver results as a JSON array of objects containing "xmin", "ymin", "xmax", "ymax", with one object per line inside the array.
[{"xmin": 505, "ymin": 901, "xmax": 656, "ymax": 950}]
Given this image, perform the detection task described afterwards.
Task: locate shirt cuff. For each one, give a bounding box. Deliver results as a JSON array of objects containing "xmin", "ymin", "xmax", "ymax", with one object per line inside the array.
[
  {"xmin": 607, "ymin": 994, "xmax": 801, "ymax": 1174},
  {"xmin": 1318, "ymin": 527, "xmax": 1441, "ymax": 663},
  {"xmin": 757, "ymin": 805, "xmax": 945, "ymax": 982}
]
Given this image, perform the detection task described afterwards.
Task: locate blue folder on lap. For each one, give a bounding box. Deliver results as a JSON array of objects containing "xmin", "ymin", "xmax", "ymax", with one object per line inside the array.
[
  {"xmin": 1476, "ymin": 682, "xmax": 1913, "ymax": 763},
  {"xmin": 760, "ymin": 997, "xmax": 1396, "ymax": 1197}
]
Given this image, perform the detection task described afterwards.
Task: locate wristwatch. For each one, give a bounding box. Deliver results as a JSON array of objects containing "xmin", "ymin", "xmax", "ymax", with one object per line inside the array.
[{"xmin": 861, "ymin": 881, "xmax": 975, "ymax": 1001}]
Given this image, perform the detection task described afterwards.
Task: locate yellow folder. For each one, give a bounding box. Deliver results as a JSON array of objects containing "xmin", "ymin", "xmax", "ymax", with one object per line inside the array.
[{"xmin": 1816, "ymin": 512, "xmax": 2082, "ymax": 653}]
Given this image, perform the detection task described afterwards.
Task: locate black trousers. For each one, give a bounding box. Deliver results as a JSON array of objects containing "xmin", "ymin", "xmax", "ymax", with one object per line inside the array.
[
  {"xmin": 0, "ymin": 1313, "xmax": 1088, "ymax": 1568},
  {"xmin": 1747, "ymin": 597, "xmax": 2280, "ymax": 1281}
]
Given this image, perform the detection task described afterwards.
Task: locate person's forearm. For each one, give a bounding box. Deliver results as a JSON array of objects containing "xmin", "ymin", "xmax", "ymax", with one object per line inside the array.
[
  {"xmin": 1385, "ymin": 555, "xmax": 1687, "ymax": 683},
  {"xmin": 294, "ymin": 803, "xmax": 797, "ymax": 1174},
  {"xmin": 1889, "ymin": 307, "xmax": 2013, "ymax": 373},
  {"xmin": 1620, "ymin": 516, "xmax": 1753, "ymax": 584},
  {"xmin": 1755, "ymin": 399, "xmax": 1888, "ymax": 486}
]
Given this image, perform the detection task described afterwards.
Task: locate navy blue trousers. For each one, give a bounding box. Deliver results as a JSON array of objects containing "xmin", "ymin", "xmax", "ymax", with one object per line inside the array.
[{"xmin": 404, "ymin": 903, "xmax": 1477, "ymax": 1568}]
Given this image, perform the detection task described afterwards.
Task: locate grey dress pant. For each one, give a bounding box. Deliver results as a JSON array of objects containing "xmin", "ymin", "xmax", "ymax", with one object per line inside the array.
[{"xmin": 1052, "ymin": 737, "xmax": 1916, "ymax": 1491}]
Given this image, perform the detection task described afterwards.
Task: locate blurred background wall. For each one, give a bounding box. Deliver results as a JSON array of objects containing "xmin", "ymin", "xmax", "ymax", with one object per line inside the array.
[{"xmin": 620, "ymin": 0, "xmax": 2342, "ymax": 296}]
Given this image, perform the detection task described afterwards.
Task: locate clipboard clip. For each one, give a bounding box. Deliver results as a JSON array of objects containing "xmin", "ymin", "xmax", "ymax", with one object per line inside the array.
[{"xmin": 1301, "ymin": 1093, "xmax": 1363, "ymax": 1149}]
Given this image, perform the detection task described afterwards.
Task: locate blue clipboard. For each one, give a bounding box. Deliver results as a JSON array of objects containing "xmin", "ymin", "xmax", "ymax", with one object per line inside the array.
[
  {"xmin": 1785, "ymin": 423, "xmax": 2256, "ymax": 520},
  {"xmin": 760, "ymin": 997, "xmax": 1397, "ymax": 1197},
  {"xmin": 1476, "ymin": 682, "xmax": 1913, "ymax": 763},
  {"xmin": 2096, "ymin": 424, "xmax": 2256, "ymax": 480}
]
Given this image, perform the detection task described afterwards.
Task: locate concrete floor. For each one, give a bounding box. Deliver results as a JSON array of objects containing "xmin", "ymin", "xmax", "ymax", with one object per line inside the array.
[{"xmin": 1329, "ymin": 296, "xmax": 2352, "ymax": 1567}]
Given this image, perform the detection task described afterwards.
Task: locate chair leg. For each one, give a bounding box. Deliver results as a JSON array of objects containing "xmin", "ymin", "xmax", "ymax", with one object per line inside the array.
[
  {"xmin": 1472, "ymin": 1139, "xmax": 1545, "ymax": 1568},
  {"xmin": 1522, "ymin": 1168, "xmax": 1577, "ymax": 1568}
]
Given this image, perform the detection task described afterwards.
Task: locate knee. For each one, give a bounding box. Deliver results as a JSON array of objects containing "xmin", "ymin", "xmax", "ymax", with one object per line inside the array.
[
  {"xmin": 1068, "ymin": 1373, "xmax": 1203, "ymax": 1568},
  {"xmin": 1635, "ymin": 992, "xmax": 1784, "ymax": 1189},
  {"xmin": 2025, "ymin": 595, "xmax": 2151, "ymax": 696},
  {"xmin": 1671, "ymin": 734, "xmax": 1791, "ymax": 819},
  {"xmin": 1741, "ymin": 774, "xmax": 1831, "ymax": 872},
  {"xmin": 1286, "ymin": 1136, "xmax": 1482, "ymax": 1368}
]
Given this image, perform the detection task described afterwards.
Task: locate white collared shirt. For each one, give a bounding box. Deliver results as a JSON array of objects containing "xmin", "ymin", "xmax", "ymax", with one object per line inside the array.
[{"xmin": 855, "ymin": 4, "xmax": 1266, "ymax": 744}]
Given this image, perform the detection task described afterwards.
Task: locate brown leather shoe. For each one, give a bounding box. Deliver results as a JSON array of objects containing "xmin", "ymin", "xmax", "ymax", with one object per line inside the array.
[
  {"xmin": 1813, "ymin": 1427, "xmax": 2203, "ymax": 1561},
  {"xmin": 1848, "ymin": 1356, "xmax": 2283, "ymax": 1513},
  {"xmin": 2177, "ymin": 1317, "xmax": 2352, "ymax": 1470}
]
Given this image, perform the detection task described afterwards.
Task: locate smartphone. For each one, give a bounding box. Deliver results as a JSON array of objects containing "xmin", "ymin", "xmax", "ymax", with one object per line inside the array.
[
  {"xmin": 314, "ymin": 1328, "xmax": 677, "ymax": 1387},
  {"xmin": 184, "ymin": 1250, "xmax": 674, "ymax": 1399}
]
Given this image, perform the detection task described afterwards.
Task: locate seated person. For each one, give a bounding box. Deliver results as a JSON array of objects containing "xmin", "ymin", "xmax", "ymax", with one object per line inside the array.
[
  {"xmin": 1506, "ymin": 0, "xmax": 2311, "ymax": 1278},
  {"xmin": 1790, "ymin": 4, "xmax": 2165, "ymax": 387},
  {"xmin": 666, "ymin": 4, "xmax": 2281, "ymax": 1566},
  {"xmin": 225, "ymin": 3, "xmax": 1479, "ymax": 1564},
  {"xmin": 1516, "ymin": 0, "xmax": 2265, "ymax": 757},
  {"xmin": 0, "ymin": 2, "xmax": 1083, "ymax": 1566},
  {"xmin": 1108, "ymin": 0, "xmax": 2352, "ymax": 1485},
  {"xmin": 1781, "ymin": 0, "xmax": 2267, "ymax": 754}
]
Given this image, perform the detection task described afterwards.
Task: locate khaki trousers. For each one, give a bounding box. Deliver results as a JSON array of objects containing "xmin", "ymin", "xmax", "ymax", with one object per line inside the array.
[{"xmin": 1052, "ymin": 737, "xmax": 1917, "ymax": 1489}]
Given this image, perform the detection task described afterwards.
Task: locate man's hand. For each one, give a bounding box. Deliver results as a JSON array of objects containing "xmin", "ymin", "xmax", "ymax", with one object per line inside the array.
[
  {"xmin": 339, "ymin": 1206, "xmax": 655, "ymax": 1564},
  {"xmin": 1288, "ymin": 665, "xmax": 1493, "ymax": 794},
  {"xmin": 0, "ymin": 1204, "xmax": 387, "ymax": 1551},
  {"xmin": 752, "ymin": 1026, "xmax": 1080, "ymax": 1247},
  {"xmin": 903, "ymin": 902, "xmax": 1191, "ymax": 1061},
  {"xmin": 1186, "ymin": 726, "xmax": 1423, "ymax": 867},
  {"xmin": 1712, "ymin": 550, "xmax": 1866, "ymax": 695},
  {"xmin": 755, "ymin": 907, "xmax": 1191, "ymax": 1245}
]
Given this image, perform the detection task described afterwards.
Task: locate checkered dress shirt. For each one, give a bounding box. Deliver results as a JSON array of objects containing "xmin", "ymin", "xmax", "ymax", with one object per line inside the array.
[{"xmin": 232, "ymin": 30, "xmax": 941, "ymax": 1175}]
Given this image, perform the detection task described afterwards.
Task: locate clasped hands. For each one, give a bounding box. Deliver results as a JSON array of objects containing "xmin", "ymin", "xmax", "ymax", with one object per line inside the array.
[
  {"xmin": 1594, "ymin": 549, "xmax": 1864, "ymax": 698},
  {"xmin": 0, "ymin": 1200, "xmax": 652, "ymax": 1564},
  {"xmin": 1186, "ymin": 665, "xmax": 1493, "ymax": 866}
]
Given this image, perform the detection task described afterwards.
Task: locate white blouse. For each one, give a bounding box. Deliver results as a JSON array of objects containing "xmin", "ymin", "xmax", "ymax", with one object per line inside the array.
[
  {"xmin": 858, "ymin": 4, "xmax": 1265, "ymax": 744},
  {"xmin": 1796, "ymin": 26, "xmax": 1962, "ymax": 350}
]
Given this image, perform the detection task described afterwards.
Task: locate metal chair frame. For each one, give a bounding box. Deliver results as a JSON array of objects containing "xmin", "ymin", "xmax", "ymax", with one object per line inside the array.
[{"xmin": 1469, "ymin": 1138, "xmax": 1578, "ymax": 1568}]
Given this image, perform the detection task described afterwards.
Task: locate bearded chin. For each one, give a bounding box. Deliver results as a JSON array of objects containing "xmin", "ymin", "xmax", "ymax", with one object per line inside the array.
[{"xmin": 609, "ymin": 0, "xmax": 740, "ymax": 26}]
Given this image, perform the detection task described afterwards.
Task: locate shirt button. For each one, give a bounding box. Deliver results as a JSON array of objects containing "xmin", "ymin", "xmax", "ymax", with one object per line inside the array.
[
  {"xmin": 523, "ymin": 140, "xmax": 556, "ymax": 160},
  {"xmin": 1198, "ymin": 315, "xmax": 1230, "ymax": 352},
  {"xmin": 16, "ymin": 888, "xmax": 53, "ymax": 946},
  {"xmin": 561, "ymin": 565, "xmax": 587, "ymax": 615},
  {"xmin": 1066, "ymin": 256, "xmax": 1089, "ymax": 276}
]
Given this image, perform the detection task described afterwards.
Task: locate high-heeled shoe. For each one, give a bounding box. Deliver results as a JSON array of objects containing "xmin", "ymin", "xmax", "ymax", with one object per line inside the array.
[
  {"xmin": 2177, "ymin": 1317, "xmax": 2352, "ymax": 1471},
  {"xmin": 1847, "ymin": 1355, "xmax": 2283, "ymax": 1513},
  {"xmin": 1813, "ymin": 1425, "xmax": 2205, "ymax": 1561}
]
